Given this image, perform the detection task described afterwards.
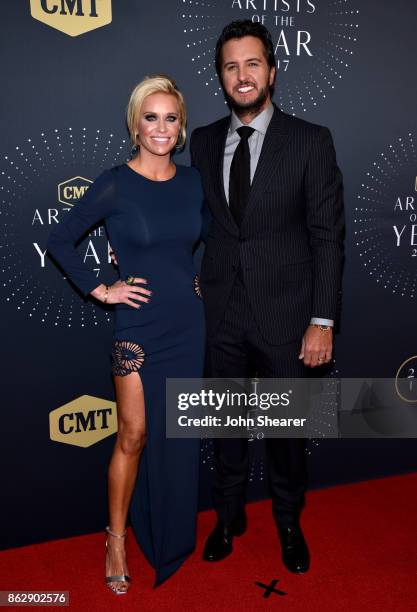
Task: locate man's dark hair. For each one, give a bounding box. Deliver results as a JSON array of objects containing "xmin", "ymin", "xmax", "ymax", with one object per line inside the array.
[{"xmin": 215, "ymin": 20, "xmax": 276, "ymax": 82}]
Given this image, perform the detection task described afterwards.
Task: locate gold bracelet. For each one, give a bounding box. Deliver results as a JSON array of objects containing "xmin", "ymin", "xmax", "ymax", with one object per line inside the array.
[{"xmin": 103, "ymin": 285, "xmax": 109, "ymax": 303}]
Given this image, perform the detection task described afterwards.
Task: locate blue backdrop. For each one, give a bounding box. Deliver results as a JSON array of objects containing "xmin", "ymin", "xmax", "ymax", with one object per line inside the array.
[{"xmin": 1, "ymin": 1, "xmax": 416, "ymax": 549}]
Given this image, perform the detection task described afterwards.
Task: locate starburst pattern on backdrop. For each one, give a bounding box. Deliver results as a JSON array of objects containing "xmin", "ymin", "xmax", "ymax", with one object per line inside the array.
[
  {"xmin": 0, "ymin": 127, "xmax": 129, "ymax": 328},
  {"xmin": 181, "ymin": 0, "xmax": 360, "ymax": 115},
  {"xmin": 354, "ymin": 132, "xmax": 417, "ymax": 299}
]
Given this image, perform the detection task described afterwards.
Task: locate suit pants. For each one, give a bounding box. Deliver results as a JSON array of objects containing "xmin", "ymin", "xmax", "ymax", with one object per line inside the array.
[{"xmin": 205, "ymin": 274, "xmax": 309, "ymax": 529}]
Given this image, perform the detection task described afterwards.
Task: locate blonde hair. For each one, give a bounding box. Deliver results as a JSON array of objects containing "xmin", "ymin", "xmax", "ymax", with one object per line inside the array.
[{"xmin": 126, "ymin": 74, "xmax": 187, "ymax": 150}]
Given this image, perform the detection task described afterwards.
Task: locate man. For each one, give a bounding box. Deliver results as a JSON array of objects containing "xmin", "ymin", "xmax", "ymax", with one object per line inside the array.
[{"xmin": 190, "ymin": 20, "xmax": 344, "ymax": 573}]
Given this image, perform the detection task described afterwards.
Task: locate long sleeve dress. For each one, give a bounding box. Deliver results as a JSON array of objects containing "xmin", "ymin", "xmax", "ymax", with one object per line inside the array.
[{"xmin": 47, "ymin": 163, "xmax": 206, "ymax": 586}]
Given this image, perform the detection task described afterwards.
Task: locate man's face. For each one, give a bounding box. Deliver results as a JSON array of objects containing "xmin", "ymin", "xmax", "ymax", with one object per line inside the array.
[{"xmin": 220, "ymin": 35, "xmax": 276, "ymax": 115}]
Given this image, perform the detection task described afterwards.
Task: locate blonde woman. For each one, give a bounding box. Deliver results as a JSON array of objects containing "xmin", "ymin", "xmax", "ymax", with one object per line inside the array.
[{"xmin": 47, "ymin": 76, "xmax": 205, "ymax": 593}]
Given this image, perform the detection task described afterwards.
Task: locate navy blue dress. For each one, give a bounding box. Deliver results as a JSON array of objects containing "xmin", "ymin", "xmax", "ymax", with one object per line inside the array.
[{"xmin": 47, "ymin": 163, "xmax": 205, "ymax": 585}]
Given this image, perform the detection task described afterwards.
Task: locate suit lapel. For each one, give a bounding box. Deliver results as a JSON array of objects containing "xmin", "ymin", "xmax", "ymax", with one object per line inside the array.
[{"xmin": 242, "ymin": 106, "xmax": 291, "ymax": 226}]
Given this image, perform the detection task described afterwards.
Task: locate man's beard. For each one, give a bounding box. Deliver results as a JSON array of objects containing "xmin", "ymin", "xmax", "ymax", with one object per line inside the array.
[{"xmin": 226, "ymin": 83, "xmax": 270, "ymax": 117}]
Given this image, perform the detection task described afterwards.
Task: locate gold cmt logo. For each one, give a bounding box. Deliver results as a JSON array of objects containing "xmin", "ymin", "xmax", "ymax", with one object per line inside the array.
[
  {"xmin": 30, "ymin": 0, "xmax": 112, "ymax": 37},
  {"xmin": 49, "ymin": 395, "xmax": 117, "ymax": 447},
  {"xmin": 58, "ymin": 176, "xmax": 92, "ymax": 206}
]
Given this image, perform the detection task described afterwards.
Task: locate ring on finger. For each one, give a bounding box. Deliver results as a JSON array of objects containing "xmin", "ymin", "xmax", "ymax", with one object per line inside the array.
[{"xmin": 125, "ymin": 275, "xmax": 136, "ymax": 285}]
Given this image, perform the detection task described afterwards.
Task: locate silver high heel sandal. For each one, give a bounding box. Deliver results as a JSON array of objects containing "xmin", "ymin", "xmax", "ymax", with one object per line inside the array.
[{"xmin": 105, "ymin": 526, "xmax": 131, "ymax": 595}]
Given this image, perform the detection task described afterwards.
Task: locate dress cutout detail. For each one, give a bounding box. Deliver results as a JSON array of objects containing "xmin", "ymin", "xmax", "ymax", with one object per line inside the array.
[
  {"xmin": 194, "ymin": 274, "xmax": 202, "ymax": 299},
  {"xmin": 111, "ymin": 340, "xmax": 145, "ymax": 377}
]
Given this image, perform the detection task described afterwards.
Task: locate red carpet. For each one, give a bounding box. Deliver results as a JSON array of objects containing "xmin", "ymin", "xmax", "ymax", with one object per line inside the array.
[{"xmin": 1, "ymin": 473, "xmax": 416, "ymax": 611}]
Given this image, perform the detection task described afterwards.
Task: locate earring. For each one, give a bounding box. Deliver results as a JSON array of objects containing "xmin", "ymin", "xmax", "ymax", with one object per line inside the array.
[{"xmin": 131, "ymin": 135, "xmax": 139, "ymax": 157}]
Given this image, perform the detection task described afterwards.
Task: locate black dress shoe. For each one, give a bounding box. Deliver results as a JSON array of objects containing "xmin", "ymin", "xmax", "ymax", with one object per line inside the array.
[
  {"xmin": 203, "ymin": 510, "xmax": 247, "ymax": 562},
  {"xmin": 278, "ymin": 524, "xmax": 310, "ymax": 573}
]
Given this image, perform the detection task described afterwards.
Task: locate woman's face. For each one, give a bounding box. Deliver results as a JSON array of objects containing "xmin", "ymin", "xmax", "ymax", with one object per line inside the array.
[{"xmin": 136, "ymin": 92, "xmax": 181, "ymax": 157}]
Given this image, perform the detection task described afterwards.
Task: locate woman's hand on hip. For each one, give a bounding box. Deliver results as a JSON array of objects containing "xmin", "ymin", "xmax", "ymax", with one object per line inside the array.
[{"xmin": 90, "ymin": 279, "xmax": 151, "ymax": 309}]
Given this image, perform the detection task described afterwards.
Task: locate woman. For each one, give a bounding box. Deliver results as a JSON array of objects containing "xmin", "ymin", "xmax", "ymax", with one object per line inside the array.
[{"xmin": 47, "ymin": 75, "xmax": 205, "ymax": 594}]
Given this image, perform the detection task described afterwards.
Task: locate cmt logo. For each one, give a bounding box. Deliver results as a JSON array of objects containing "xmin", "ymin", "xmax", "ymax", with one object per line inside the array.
[
  {"xmin": 49, "ymin": 395, "xmax": 117, "ymax": 447},
  {"xmin": 58, "ymin": 176, "xmax": 92, "ymax": 206},
  {"xmin": 30, "ymin": 0, "xmax": 112, "ymax": 37}
]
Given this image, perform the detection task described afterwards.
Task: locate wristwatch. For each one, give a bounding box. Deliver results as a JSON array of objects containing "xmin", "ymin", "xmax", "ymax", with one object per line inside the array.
[{"xmin": 312, "ymin": 324, "xmax": 332, "ymax": 332}]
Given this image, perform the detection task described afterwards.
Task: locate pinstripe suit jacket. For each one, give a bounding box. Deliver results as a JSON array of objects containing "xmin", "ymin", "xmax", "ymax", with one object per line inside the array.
[{"xmin": 190, "ymin": 105, "xmax": 345, "ymax": 346}]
